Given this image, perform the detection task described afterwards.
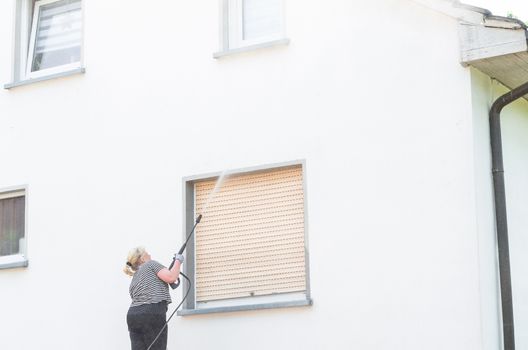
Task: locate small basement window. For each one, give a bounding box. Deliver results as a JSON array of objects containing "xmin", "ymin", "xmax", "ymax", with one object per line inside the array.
[
  {"xmin": 179, "ymin": 161, "xmax": 312, "ymax": 315},
  {"xmin": 0, "ymin": 189, "xmax": 27, "ymax": 269}
]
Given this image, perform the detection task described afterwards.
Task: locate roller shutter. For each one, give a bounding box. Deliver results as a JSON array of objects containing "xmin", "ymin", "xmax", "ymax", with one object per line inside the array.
[{"xmin": 194, "ymin": 165, "xmax": 306, "ymax": 302}]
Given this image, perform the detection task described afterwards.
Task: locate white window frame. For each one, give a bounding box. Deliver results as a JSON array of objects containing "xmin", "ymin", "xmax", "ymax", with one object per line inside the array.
[
  {"xmin": 6, "ymin": 0, "xmax": 84, "ymax": 87},
  {"xmin": 218, "ymin": 0, "xmax": 287, "ymax": 55},
  {"xmin": 25, "ymin": 0, "xmax": 83, "ymax": 79},
  {"xmin": 0, "ymin": 187, "xmax": 28, "ymax": 269}
]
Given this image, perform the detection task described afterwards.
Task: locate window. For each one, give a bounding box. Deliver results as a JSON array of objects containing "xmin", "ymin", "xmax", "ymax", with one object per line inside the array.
[
  {"xmin": 27, "ymin": 0, "xmax": 83, "ymax": 78},
  {"xmin": 216, "ymin": 0, "xmax": 288, "ymax": 56},
  {"xmin": 179, "ymin": 162, "xmax": 311, "ymax": 315},
  {"xmin": 7, "ymin": 0, "xmax": 83, "ymax": 86},
  {"xmin": 0, "ymin": 189, "xmax": 27, "ymax": 269}
]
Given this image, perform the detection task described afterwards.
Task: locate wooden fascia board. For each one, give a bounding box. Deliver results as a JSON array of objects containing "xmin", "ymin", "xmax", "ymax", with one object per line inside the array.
[{"xmin": 459, "ymin": 23, "xmax": 528, "ymax": 65}]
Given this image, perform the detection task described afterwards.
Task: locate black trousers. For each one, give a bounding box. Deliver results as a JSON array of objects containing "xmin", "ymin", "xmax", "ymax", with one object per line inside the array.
[{"xmin": 127, "ymin": 302, "xmax": 168, "ymax": 350}]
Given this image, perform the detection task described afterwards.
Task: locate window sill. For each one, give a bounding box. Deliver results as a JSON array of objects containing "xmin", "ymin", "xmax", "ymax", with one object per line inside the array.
[
  {"xmin": 0, "ymin": 260, "xmax": 28, "ymax": 270},
  {"xmin": 213, "ymin": 38, "xmax": 290, "ymax": 59},
  {"xmin": 177, "ymin": 298, "xmax": 312, "ymax": 316},
  {"xmin": 4, "ymin": 67, "xmax": 86, "ymax": 90}
]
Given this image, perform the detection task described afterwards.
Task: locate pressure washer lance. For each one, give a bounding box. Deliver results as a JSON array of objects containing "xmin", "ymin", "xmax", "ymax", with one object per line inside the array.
[
  {"xmin": 168, "ymin": 213, "xmax": 202, "ymax": 289},
  {"xmin": 146, "ymin": 214, "xmax": 202, "ymax": 350}
]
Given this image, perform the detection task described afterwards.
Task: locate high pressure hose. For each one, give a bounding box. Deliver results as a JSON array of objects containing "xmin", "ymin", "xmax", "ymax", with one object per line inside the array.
[
  {"xmin": 146, "ymin": 273, "xmax": 191, "ymax": 350},
  {"xmin": 146, "ymin": 214, "xmax": 202, "ymax": 350}
]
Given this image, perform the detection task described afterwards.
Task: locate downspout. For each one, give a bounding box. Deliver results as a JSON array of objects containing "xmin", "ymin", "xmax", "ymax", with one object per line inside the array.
[{"xmin": 489, "ymin": 81, "xmax": 528, "ymax": 350}]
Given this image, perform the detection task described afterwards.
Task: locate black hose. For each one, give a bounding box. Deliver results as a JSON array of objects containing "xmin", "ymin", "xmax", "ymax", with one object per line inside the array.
[{"xmin": 146, "ymin": 272, "xmax": 191, "ymax": 350}]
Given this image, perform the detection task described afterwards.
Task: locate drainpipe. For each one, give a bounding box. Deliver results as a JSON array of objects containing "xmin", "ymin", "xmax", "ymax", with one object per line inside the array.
[{"xmin": 489, "ymin": 81, "xmax": 528, "ymax": 350}]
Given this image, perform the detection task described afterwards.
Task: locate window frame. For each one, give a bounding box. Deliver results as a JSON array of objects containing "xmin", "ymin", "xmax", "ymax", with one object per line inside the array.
[
  {"xmin": 216, "ymin": 0, "xmax": 288, "ymax": 57},
  {"xmin": 178, "ymin": 160, "xmax": 312, "ymax": 316},
  {"xmin": 25, "ymin": 0, "xmax": 83, "ymax": 79},
  {"xmin": 5, "ymin": 0, "xmax": 84, "ymax": 88},
  {"xmin": 0, "ymin": 186, "xmax": 28, "ymax": 270}
]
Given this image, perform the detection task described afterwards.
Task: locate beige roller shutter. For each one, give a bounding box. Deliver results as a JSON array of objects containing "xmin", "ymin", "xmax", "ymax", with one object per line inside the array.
[{"xmin": 194, "ymin": 165, "xmax": 307, "ymax": 302}]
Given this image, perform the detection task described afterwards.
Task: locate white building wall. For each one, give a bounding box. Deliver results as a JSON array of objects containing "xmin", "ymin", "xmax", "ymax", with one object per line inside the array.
[
  {"xmin": 0, "ymin": 1, "xmax": 491, "ymax": 349},
  {"xmin": 471, "ymin": 68, "xmax": 528, "ymax": 350}
]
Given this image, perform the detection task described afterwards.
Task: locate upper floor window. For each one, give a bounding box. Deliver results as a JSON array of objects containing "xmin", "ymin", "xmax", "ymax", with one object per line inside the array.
[
  {"xmin": 6, "ymin": 0, "xmax": 83, "ymax": 87},
  {"xmin": 27, "ymin": 0, "xmax": 83, "ymax": 78},
  {"xmin": 0, "ymin": 189, "xmax": 27, "ymax": 269},
  {"xmin": 216, "ymin": 0, "xmax": 287, "ymax": 56}
]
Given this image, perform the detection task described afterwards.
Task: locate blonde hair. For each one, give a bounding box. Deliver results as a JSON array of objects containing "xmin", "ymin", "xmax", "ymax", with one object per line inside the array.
[{"xmin": 123, "ymin": 246, "xmax": 146, "ymax": 276}]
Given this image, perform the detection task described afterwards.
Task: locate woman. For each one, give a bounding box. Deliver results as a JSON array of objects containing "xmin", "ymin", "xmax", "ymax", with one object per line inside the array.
[{"xmin": 124, "ymin": 247, "xmax": 184, "ymax": 350}]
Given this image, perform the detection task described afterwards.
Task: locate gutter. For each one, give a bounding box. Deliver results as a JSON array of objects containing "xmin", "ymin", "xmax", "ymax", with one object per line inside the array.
[
  {"xmin": 489, "ymin": 81, "xmax": 528, "ymax": 350},
  {"xmin": 483, "ymin": 15, "xmax": 527, "ymax": 30}
]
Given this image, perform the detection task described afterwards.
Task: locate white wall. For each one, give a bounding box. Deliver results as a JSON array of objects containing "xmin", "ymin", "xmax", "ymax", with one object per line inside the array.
[
  {"xmin": 0, "ymin": 1, "xmax": 487, "ymax": 349},
  {"xmin": 502, "ymin": 94, "xmax": 528, "ymax": 350}
]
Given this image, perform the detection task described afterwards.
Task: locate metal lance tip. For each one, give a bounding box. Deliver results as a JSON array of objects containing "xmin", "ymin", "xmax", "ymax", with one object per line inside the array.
[{"xmin": 196, "ymin": 214, "xmax": 202, "ymax": 223}]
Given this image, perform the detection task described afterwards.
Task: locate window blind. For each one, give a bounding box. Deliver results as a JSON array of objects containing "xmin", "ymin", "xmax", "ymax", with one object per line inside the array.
[
  {"xmin": 242, "ymin": 0, "xmax": 282, "ymax": 41},
  {"xmin": 194, "ymin": 165, "xmax": 306, "ymax": 302},
  {"xmin": 0, "ymin": 195, "xmax": 25, "ymax": 257},
  {"xmin": 31, "ymin": 0, "xmax": 82, "ymax": 72}
]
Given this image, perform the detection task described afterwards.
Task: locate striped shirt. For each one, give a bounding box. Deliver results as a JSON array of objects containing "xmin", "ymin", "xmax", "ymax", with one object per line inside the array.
[{"xmin": 129, "ymin": 260, "xmax": 171, "ymax": 307}]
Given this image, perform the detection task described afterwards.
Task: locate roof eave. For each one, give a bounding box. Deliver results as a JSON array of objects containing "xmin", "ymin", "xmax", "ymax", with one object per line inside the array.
[{"xmin": 457, "ymin": 4, "xmax": 528, "ymax": 97}]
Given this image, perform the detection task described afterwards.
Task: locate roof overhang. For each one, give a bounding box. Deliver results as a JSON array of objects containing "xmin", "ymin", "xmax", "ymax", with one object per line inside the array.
[
  {"xmin": 413, "ymin": 0, "xmax": 528, "ymax": 98},
  {"xmin": 456, "ymin": 3, "xmax": 528, "ymax": 98}
]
